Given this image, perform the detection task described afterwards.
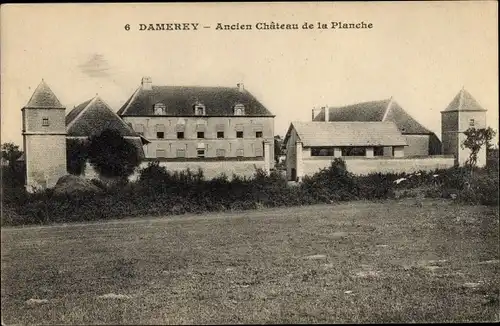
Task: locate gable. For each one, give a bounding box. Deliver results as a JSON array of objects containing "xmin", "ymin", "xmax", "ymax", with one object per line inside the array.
[
  {"xmin": 67, "ymin": 97, "xmax": 138, "ymax": 137},
  {"xmin": 384, "ymin": 102, "xmax": 432, "ymax": 134}
]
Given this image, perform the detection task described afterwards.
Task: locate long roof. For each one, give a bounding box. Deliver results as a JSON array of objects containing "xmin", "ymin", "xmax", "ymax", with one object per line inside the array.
[
  {"xmin": 23, "ymin": 80, "xmax": 65, "ymax": 109},
  {"xmin": 66, "ymin": 96, "xmax": 140, "ymax": 137},
  {"xmin": 285, "ymin": 121, "xmax": 407, "ymax": 147},
  {"xmin": 117, "ymin": 84, "xmax": 274, "ymax": 117},
  {"xmin": 442, "ymin": 88, "xmax": 487, "ymax": 112},
  {"xmin": 313, "ymin": 98, "xmax": 432, "ymax": 134}
]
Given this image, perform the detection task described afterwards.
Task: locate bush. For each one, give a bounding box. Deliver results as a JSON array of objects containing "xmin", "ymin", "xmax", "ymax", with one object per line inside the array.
[
  {"xmin": 3, "ymin": 158, "xmax": 498, "ymax": 227},
  {"xmin": 301, "ymin": 158, "xmax": 358, "ymax": 202}
]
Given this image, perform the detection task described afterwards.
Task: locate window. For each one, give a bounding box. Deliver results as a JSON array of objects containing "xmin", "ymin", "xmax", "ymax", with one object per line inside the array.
[
  {"xmin": 154, "ymin": 103, "xmax": 166, "ymax": 115},
  {"xmin": 236, "ymin": 131, "xmax": 243, "ymax": 138},
  {"xmin": 155, "ymin": 124, "xmax": 165, "ymax": 138},
  {"xmin": 374, "ymin": 147, "xmax": 384, "ymax": 156},
  {"xmin": 156, "ymin": 149, "xmax": 166, "ymax": 158},
  {"xmin": 311, "ymin": 147, "xmax": 334, "ymax": 156},
  {"xmin": 234, "ymin": 103, "xmax": 245, "ymax": 116},
  {"xmin": 217, "ymin": 131, "xmax": 224, "ymax": 139},
  {"xmin": 255, "ymin": 131, "xmax": 263, "ymax": 138},
  {"xmin": 42, "ymin": 118, "xmax": 49, "ymax": 126},
  {"xmin": 216, "ymin": 149, "xmax": 226, "ymax": 157},
  {"xmin": 193, "ymin": 103, "xmax": 206, "ymax": 116},
  {"xmin": 176, "ymin": 149, "xmax": 186, "ymax": 158},
  {"xmin": 469, "ymin": 119, "xmax": 475, "ymax": 127},
  {"xmin": 341, "ymin": 147, "xmax": 366, "ymax": 156},
  {"xmin": 197, "ymin": 132, "xmax": 205, "ymax": 139},
  {"xmin": 197, "ymin": 149, "xmax": 205, "ymax": 158},
  {"xmin": 177, "ymin": 132, "xmax": 184, "ymax": 139},
  {"xmin": 236, "ymin": 149, "xmax": 244, "ymax": 157}
]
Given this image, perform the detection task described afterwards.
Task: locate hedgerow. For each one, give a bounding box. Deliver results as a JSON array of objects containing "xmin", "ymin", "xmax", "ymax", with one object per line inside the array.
[{"xmin": 1, "ymin": 158, "xmax": 498, "ymax": 227}]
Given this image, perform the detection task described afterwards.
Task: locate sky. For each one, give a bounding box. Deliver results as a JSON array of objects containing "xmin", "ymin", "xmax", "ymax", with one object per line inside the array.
[{"xmin": 1, "ymin": 2, "xmax": 498, "ymax": 147}]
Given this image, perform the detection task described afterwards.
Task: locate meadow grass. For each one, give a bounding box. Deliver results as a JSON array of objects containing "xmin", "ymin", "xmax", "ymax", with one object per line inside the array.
[{"xmin": 1, "ymin": 199, "xmax": 499, "ymax": 324}]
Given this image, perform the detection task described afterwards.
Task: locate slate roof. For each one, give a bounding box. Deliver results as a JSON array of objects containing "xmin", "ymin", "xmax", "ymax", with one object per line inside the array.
[
  {"xmin": 313, "ymin": 98, "xmax": 432, "ymax": 134},
  {"xmin": 117, "ymin": 85, "xmax": 274, "ymax": 117},
  {"xmin": 66, "ymin": 96, "xmax": 139, "ymax": 137},
  {"xmin": 24, "ymin": 80, "xmax": 65, "ymax": 109},
  {"xmin": 442, "ymin": 88, "xmax": 487, "ymax": 112},
  {"xmin": 285, "ymin": 121, "xmax": 407, "ymax": 147}
]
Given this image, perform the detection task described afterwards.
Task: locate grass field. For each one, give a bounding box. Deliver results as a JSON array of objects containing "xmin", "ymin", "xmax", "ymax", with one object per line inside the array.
[{"xmin": 1, "ymin": 199, "xmax": 499, "ymax": 324}]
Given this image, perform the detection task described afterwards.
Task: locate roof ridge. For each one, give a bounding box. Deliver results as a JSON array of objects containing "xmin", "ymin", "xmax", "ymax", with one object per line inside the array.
[
  {"xmin": 66, "ymin": 96, "xmax": 97, "ymax": 131},
  {"xmin": 458, "ymin": 88, "xmax": 465, "ymax": 111},
  {"xmin": 120, "ymin": 86, "xmax": 141, "ymax": 115},
  {"xmin": 382, "ymin": 97, "xmax": 393, "ymax": 121}
]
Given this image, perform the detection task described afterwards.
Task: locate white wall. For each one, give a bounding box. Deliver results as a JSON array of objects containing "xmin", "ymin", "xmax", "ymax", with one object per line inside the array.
[{"xmin": 297, "ymin": 156, "xmax": 455, "ymax": 177}]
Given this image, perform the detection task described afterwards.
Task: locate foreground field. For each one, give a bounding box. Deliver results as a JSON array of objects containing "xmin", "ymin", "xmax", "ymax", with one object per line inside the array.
[{"xmin": 1, "ymin": 199, "xmax": 499, "ymax": 324}]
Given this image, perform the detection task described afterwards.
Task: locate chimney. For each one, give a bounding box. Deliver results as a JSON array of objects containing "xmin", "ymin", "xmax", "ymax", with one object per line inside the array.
[
  {"xmin": 141, "ymin": 76, "xmax": 152, "ymax": 90},
  {"xmin": 237, "ymin": 83, "xmax": 245, "ymax": 92},
  {"xmin": 323, "ymin": 106, "xmax": 329, "ymax": 122}
]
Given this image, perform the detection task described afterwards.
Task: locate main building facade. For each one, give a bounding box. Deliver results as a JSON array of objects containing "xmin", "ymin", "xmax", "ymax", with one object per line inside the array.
[{"xmin": 118, "ymin": 77, "xmax": 275, "ymax": 165}]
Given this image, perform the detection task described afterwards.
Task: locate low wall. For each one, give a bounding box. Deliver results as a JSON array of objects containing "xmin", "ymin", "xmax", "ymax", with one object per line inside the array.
[
  {"xmin": 302, "ymin": 156, "xmax": 455, "ymax": 176},
  {"xmin": 83, "ymin": 159, "xmax": 267, "ymax": 181}
]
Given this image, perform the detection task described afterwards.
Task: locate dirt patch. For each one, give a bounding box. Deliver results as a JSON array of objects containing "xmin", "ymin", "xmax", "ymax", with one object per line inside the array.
[
  {"xmin": 97, "ymin": 293, "xmax": 132, "ymax": 300},
  {"xmin": 355, "ymin": 270, "xmax": 380, "ymax": 278},
  {"xmin": 304, "ymin": 254, "xmax": 327, "ymax": 260},
  {"xmin": 25, "ymin": 298, "xmax": 49, "ymax": 305}
]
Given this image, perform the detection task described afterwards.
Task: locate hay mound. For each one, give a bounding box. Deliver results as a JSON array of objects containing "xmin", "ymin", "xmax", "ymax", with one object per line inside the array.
[{"xmin": 53, "ymin": 175, "xmax": 102, "ymax": 196}]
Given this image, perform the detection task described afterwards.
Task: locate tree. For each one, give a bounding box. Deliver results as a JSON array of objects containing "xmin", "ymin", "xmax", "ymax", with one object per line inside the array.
[
  {"xmin": 274, "ymin": 135, "xmax": 284, "ymax": 164},
  {"xmin": 1, "ymin": 142, "xmax": 25, "ymax": 188},
  {"xmin": 87, "ymin": 129, "xmax": 141, "ymax": 180},
  {"xmin": 1, "ymin": 142, "xmax": 23, "ymax": 167},
  {"xmin": 461, "ymin": 127, "xmax": 496, "ymax": 168},
  {"xmin": 67, "ymin": 138, "xmax": 89, "ymax": 175}
]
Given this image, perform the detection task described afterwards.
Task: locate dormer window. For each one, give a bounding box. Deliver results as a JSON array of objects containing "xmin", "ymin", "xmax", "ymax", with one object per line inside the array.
[
  {"xmin": 154, "ymin": 103, "xmax": 166, "ymax": 115},
  {"xmin": 234, "ymin": 103, "xmax": 245, "ymax": 116},
  {"xmin": 193, "ymin": 102, "xmax": 206, "ymax": 116}
]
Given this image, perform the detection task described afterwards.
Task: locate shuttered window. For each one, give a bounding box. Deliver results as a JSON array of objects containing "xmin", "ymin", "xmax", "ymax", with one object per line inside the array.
[{"xmin": 176, "ymin": 149, "xmax": 186, "ymax": 158}]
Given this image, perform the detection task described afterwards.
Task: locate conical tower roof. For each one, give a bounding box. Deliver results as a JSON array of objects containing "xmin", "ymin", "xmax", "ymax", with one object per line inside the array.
[{"xmin": 24, "ymin": 80, "xmax": 65, "ymax": 109}]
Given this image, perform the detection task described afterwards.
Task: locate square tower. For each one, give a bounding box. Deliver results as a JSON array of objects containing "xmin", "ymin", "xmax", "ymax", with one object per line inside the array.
[
  {"xmin": 441, "ymin": 88, "xmax": 488, "ymax": 167},
  {"xmin": 22, "ymin": 80, "xmax": 67, "ymax": 192}
]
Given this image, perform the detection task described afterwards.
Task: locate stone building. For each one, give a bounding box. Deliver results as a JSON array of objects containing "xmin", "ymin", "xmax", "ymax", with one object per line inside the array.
[
  {"xmin": 311, "ymin": 97, "xmax": 442, "ymax": 156},
  {"xmin": 441, "ymin": 88, "xmax": 488, "ymax": 167},
  {"xmin": 21, "ymin": 80, "xmax": 67, "ymax": 192},
  {"xmin": 282, "ymin": 121, "xmax": 450, "ymax": 180},
  {"xmin": 117, "ymin": 77, "xmax": 275, "ymax": 173}
]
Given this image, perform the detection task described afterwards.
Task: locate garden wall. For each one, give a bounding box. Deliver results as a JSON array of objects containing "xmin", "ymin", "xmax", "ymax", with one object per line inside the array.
[
  {"xmin": 83, "ymin": 158, "xmax": 267, "ymax": 181},
  {"xmin": 302, "ymin": 156, "xmax": 455, "ymax": 176}
]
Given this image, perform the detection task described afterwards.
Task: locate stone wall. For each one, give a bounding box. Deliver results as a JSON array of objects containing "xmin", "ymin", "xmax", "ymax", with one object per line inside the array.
[
  {"xmin": 300, "ymin": 156, "xmax": 455, "ymax": 177},
  {"xmin": 83, "ymin": 158, "xmax": 268, "ymax": 181},
  {"xmin": 24, "ymin": 135, "xmax": 67, "ymax": 191},
  {"xmin": 403, "ymin": 134, "xmax": 430, "ymax": 156}
]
